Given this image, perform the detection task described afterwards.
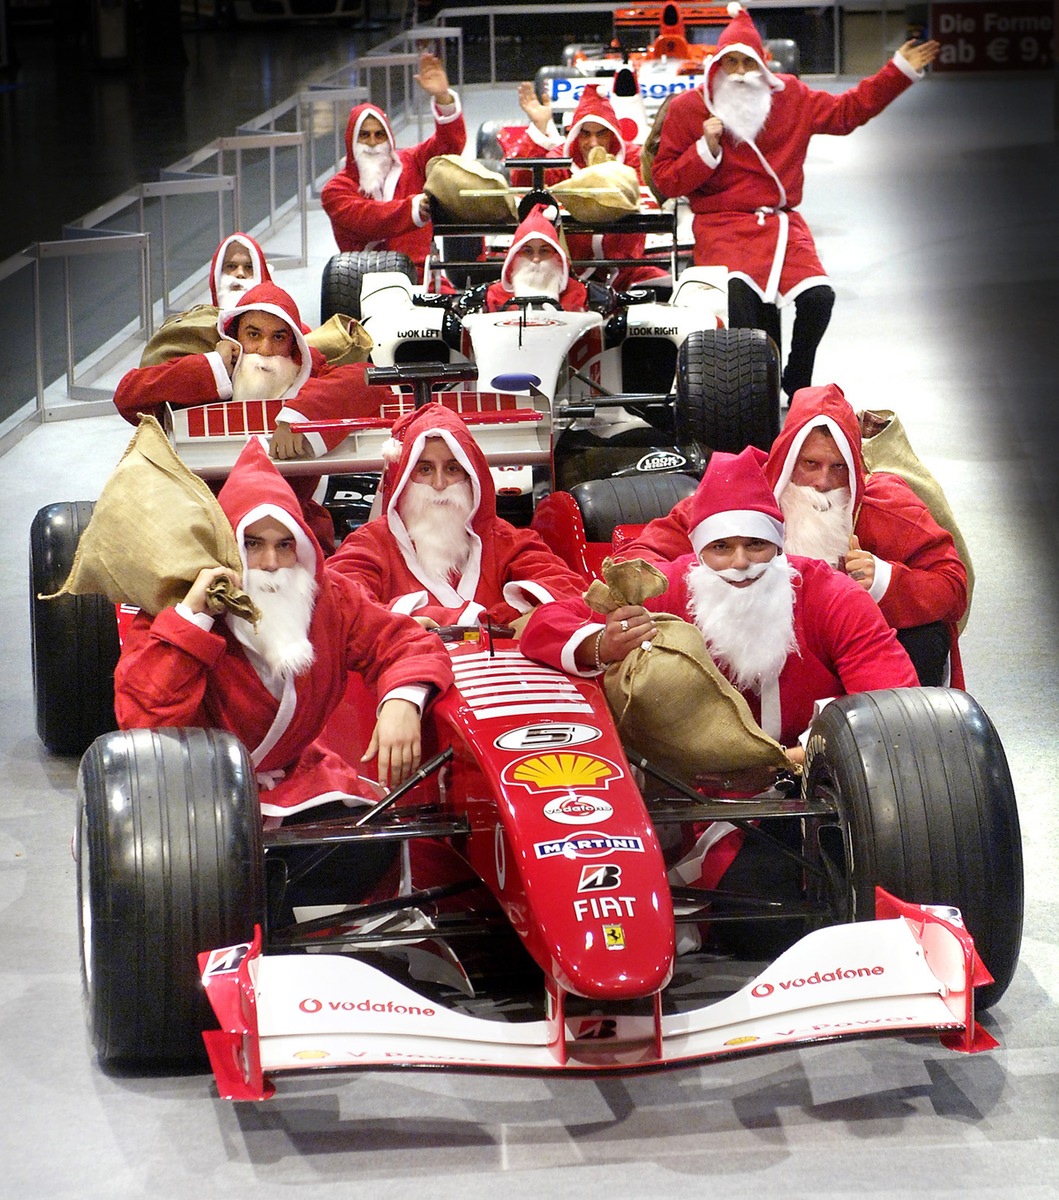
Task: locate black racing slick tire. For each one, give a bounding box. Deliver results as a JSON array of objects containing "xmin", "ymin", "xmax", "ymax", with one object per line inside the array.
[
  {"xmin": 30, "ymin": 502, "xmax": 119, "ymax": 756},
  {"xmin": 675, "ymin": 328, "xmax": 780, "ymax": 453},
  {"xmin": 803, "ymin": 687, "xmax": 1023, "ymax": 1011},
  {"xmin": 570, "ymin": 473, "xmax": 699, "ymax": 544},
  {"xmin": 320, "ymin": 250, "xmax": 416, "ymax": 322},
  {"xmin": 77, "ymin": 727, "xmax": 265, "ymax": 1066}
]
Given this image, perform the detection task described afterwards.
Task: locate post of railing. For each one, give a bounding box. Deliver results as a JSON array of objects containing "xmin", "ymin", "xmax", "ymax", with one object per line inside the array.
[
  {"xmin": 299, "ymin": 86, "xmax": 370, "ymax": 194},
  {"xmin": 216, "ymin": 131, "xmax": 308, "ymax": 268}
]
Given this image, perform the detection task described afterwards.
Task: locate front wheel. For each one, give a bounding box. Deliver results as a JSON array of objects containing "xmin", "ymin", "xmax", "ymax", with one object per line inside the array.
[
  {"xmin": 675, "ymin": 328, "xmax": 780, "ymax": 452},
  {"xmin": 320, "ymin": 250, "xmax": 416, "ymax": 322},
  {"xmin": 803, "ymin": 687, "xmax": 1023, "ymax": 1011},
  {"xmin": 77, "ymin": 727, "xmax": 265, "ymax": 1066}
]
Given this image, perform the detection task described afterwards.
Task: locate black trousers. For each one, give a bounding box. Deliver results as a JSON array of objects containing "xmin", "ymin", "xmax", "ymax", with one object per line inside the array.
[
  {"xmin": 895, "ymin": 620, "xmax": 952, "ymax": 687},
  {"xmin": 728, "ymin": 279, "xmax": 836, "ymax": 398}
]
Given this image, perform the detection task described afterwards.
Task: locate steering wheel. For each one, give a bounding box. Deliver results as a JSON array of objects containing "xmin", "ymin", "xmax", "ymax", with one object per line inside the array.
[{"xmin": 499, "ymin": 295, "xmax": 562, "ymax": 313}]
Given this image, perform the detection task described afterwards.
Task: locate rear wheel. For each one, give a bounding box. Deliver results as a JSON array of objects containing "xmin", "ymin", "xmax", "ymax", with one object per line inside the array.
[
  {"xmin": 30, "ymin": 502, "xmax": 119, "ymax": 756},
  {"xmin": 77, "ymin": 727, "xmax": 265, "ymax": 1066},
  {"xmin": 570, "ymin": 473, "xmax": 699, "ymax": 544},
  {"xmin": 803, "ymin": 687, "xmax": 1023, "ymax": 1011},
  {"xmin": 320, "ymin": 250, "xmax": 416, "ymax": 322},
  {"xmin": 675, "ymin": 328, "xmax": 780, "ymax": 452}
]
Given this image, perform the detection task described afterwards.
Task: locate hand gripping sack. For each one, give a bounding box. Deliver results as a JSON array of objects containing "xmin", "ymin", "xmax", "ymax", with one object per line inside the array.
[
  {"xmin": 41, "ymin": 415, "xmax": 258, "ymax": 625},
  {"xmin": 585, "ymin": 558, "xmax": 789, "ymax": 779}
]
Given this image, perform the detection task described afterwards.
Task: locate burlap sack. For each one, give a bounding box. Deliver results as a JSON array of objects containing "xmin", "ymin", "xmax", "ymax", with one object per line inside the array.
[
  {"xmin": 42, "ymin": 415, "xmax": 258, "ymax": 624},
  {"xmin": 425, "ymin": 154, "xmax": 517, "ymax": 223},
  {"xmin": 639, "ymin": 94, "xmax": 674, "ymax": 208},
  {"xmin": 304, "ymin": 312, "xmax": 373, "ymax": 367},
  {"xmin": 860, "ymin": 408, "xmax": 974, "ymax": 631},
  {"xmin": 550, "ymin": 151, "xmax": 641, "ymax": 224},
  {"xmin": 141, "ymin": 305, "xmax": 371, "ymax": 369},
  {"xmin": 586, "ymin": 558, "xmax": 789, "ymax": 778}
]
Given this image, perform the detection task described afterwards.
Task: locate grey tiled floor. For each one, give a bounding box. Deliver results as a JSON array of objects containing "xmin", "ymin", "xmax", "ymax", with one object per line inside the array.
[{"xmin": 1, "ymin": 48, "xmax": 1057, "ymax": 1200}]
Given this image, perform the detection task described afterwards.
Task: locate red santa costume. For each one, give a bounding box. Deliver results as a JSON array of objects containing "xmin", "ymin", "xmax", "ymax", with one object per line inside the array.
[
  {"xmin": 510, "ymin": 84, "xmax": 667, "ymax": 292},
  {"xmin": 320, "ymin": 98, "xmax": 466, "ymax": 280},
  {"xmin": 114, "ymin": 438, "xmax": 453, "ymax": 821},
  {"xmin": 209, "ymin": 232, "xmax": 272, "ymax": 307},
  {"xmin": 650, "ymin": 6, "xmax": 924, "ymax": 306},
  {"xmin": 327, "ymin": 404, "xmax": 589, "ymax": 627},
  {"xmin": 484, "ymin": 205, "xmax": 588, "ymax": 312},
  {"xmin": 522, "ymin": 445, "xmax": 917, "ymax": 746},
  {"xmin": 616, "ymin": 383, "xmax": 968, "ymax": 685}
]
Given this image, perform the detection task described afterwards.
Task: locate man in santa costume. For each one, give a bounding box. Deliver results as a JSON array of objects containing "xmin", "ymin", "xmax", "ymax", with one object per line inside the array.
[
  {"xmin": 650, "ymin": 4, "xmax": 938, "ymax": 398},
  {"xmin": 114, "ymin": 281, "xmax": 394, "ymax": 552},
  {"xmin": 512, "ymin": 81, "xmax": 668, "ymax": 293},
  {"xmin": 326, "ymin": 404, "xmax": 589, "ymax": 629},
  {"xmin": 484, "ymin": 205, "xmax": 588, "ymax": 312},
  {"xmin": 615, "ymin": 383, "xmax": 967, "ymax": 686},
  {"xmin": 321, "ymin": 53, "xmax": 465, "ymax": 282},
  {"xmin": 209, "ymin": 232, "xmax": 272, "ymax": 308},
  {"xmin": 521, "ymin": 443, "xmax": 917, "ymax": 757},
  {"xmin": 114, "ymin": 438, "xmax": 453, "ymax": 824}
]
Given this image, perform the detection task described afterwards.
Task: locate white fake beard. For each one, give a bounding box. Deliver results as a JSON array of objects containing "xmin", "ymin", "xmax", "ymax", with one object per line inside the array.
[
  {"xmin": 685, "ymin": 554, "xmax": 799, "ymax": 694},
  {"xmin": 232, "ymin": 564, "xmax": 317, "ymax": 688},
  {"xmin": 510, "ymin": 255, "xmax": 563, "ymax": 300},
  {"xmin": 354, "ymin": 142, "xmax": 394, "ymax": 199},
  {"xmin": 231, "ymin": 351, "xmax": 300, "ymax": 402},
  {"xmin": 398, "ymin": 479, "xmax": 475, "ymax": 582},
  {"xmin": 780, "ymin": 483, "xmax": 853, "ymax": 567},
  {"xmin": 710, "ymin": 69, "xmax": 773, "ymax": 144},
  {"xmin": 216, "ymin": 275, "xmax": 255, "ymax": 308}
]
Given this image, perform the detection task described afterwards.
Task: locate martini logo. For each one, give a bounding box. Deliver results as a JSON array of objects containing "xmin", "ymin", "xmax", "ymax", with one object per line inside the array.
[
  {"xmin": 502, "ymin": 752, "xmax": 621, "ymax": 792},
  {"xmin": 578, "ymin": 863, "xmax": 621, "ymax": 891},
  {"xmin": 534, "ymin": 831, "xmax": 645, "ymax": 860},
  {"xmin": 494, "ymin": 723, "xmax": 601, "ymax": 752},
  {"xmin": 543, "ymin": 795, "xmax": 613, "ymax": 825}
]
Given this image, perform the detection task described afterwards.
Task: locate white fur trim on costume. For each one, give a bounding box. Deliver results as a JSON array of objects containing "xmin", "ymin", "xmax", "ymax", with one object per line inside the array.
[
  {"xmin": 274, "ymin": 405, "xmax": 324, "ymax": 459},
  {"xmin": 690, "ymin": 509, "xmax": 785, "ymax": 553},
  {"xmin": 502, "ymin": 579, "xmax": 557, "ymax": 612},
  {"xmin": 696, "ymin": 136, "xmax": 723, "ymax": 169},
  {"xmin": 868, "ymin": 554, "xmax": 892, "ymax": 602},
  {"xmin": 772, "ymin": 416, "xmax": 858, "ymax": 503},
  {"xmin": 390, "ymin": 590, "xmax": 429, "ymax": 615},
  {"xmin": 236, "ymin": 502, "xmax": 317, "ymax": 575},
  {"xmin": 175, "ymin": 602, "xmax": 215, "ymax": 631},
  {"xmin": 207, "ymin": 348, "xmax": 235, "ymax": 397},
  {"xmin": 458, "ymin": 601, "xmax": 487, "ymax": 625},
  {"xmin": 381, "ymin": 683, "xmax": 430, "ymax": 714},
  {"xmin": 564, "ymin": 624, "xmax": 605, "ymax": 677}
]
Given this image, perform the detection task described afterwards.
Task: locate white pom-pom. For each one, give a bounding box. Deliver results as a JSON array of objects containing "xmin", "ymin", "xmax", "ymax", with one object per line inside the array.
[
  {"xmin": 727, "ymin": 2, "xmax": 743, "ymax": 16},
  {"xmin": 380, "ymin": 436, "xmax": 402, "ymax": 465}
]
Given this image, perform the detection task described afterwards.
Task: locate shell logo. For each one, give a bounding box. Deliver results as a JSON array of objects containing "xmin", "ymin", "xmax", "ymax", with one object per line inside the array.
[
  {"xmin": 293, "ymin": 1049, "xmax": 330, "ymax": 1060},
  {"xmin": 724, "ymin": 1035, "xmax": 759, "ymax": 1047},
  {"xmin": 504, "ymin": 753, "xmax": 618, "ymax": 791}
]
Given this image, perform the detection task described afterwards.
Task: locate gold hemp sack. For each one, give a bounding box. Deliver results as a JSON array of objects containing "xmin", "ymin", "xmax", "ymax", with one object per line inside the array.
[
  {"xmin": 586, "ymin": 558, "xmax": 789, "ymax": 778},
  {"xmin": 141, "ymin": 305, "xmax": 372, "ymax": 370},
  {"xmin": 425, "ymin": 154, "xmax": 517, "ymax": 223},
  {"xmin": 550, "ymin": 147, "xmax": 640, "ymax": 223},
  {"xmin": 42, "ymin": 415, "xmax": 257, "ymax": 623},
  {"xmin": 860, "ymin": 408, "xmax": 975, "ymax": 631},
  {"xmin": 305, "ymin": 312, "xmax": 373, "ymax": 367}
]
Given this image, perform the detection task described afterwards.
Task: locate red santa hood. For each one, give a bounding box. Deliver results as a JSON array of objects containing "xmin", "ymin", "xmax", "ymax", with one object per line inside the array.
[
  {"xmin": 764, "ymin": 383, "xmax": 866, "ymax": 511},
  {"xmin": 217, "ymin": 436, "xmax": 323, "ymax": 583},
  {"xmin": 342, "ymin": 102, "xmax": 398, "ymax": 180},
  {"xmin": 499, "ymin": 205, "xmax": 570, "ymax": 293},
  {"xmin": 563, "ymin": 85, "xmax": 626, "ymax": 167},
  {"xmin": 217, "ymin": 282, "xmax": 313, "ymax": 398},
  {"xmin": 704, "ymin": 3, "xmax": 785, "ymax": 101},
  {"xmin": 378, "ymin": 403, "xmax": 495, "ymax": 598},
  {"xmin": 687, "ymin": 444, "xmax": 784, "ymax": 554},
  {"xmin": 209, "ymin": 232, "xmax": 271, "ymax": 306}
]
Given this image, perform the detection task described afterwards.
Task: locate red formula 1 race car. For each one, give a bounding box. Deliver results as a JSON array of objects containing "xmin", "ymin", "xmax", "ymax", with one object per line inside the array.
[{"xmin": 75, "ymin": 625, "xmax": 1021, "ymax": 1101}]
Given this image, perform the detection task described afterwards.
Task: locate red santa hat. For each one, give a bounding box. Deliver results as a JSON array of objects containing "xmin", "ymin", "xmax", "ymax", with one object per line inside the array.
[
  {"xmin": 563, "ymin": 85, "xmax": 626, "ymax": 166},
  {"xmin": 217, "ymin": 436, "xmax": 322, "ymax": 581},
  {"xmin": 687, "ymin": 445, "xmax": 785, "ymax": 555},
  {"xmin": 217, "ymin": 281, "xmax": 313, "ymax": 398},
  {"xmin": 499, "ymin": 205, "xmax": 570, "ymax": 293},
  {"xmin": 706, "ymin": 3, "xmax": 784, "ymax": 94},
  {"xmin": 209, "ymin": 232, "xmax": 271, "ymax": 306}
]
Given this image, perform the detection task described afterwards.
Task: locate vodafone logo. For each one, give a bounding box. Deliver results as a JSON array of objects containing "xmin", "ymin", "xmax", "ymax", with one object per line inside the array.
[
  {"xmin": 751, "ymin": 964, "xmax": 885, "ymax": 999},
  {"xmin": 300, "ymin": 997, "xmax": 323, "ymax": 1013},
  {"xmin": 543, "ymin": 795, "xmax": 613, "ymax": 825}
]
